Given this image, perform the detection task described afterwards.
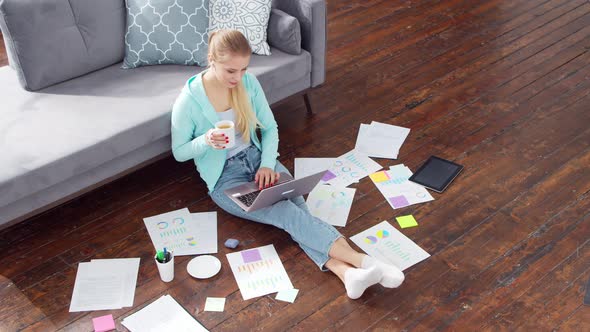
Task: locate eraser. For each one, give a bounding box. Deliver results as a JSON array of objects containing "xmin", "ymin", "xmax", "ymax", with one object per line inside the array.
[{"xmin": 224, "ymin": 238, "xmax": 239, "ymax": 249}]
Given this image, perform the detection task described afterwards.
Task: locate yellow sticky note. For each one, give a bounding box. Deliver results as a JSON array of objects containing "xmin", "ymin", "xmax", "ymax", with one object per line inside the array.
[
  {"xmin": 396, "ymin": 215, "xmax": 418, "ymax": 228},
  {"xmin": 370, "ymin": 171, "xmax": 390, "ymax": 183}
]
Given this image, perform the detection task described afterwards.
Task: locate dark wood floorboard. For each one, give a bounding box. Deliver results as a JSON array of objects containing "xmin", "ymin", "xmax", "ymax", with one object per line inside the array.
[{"xmin": 1, "ymin": 1, "xmax": 589, "ymax": 331}]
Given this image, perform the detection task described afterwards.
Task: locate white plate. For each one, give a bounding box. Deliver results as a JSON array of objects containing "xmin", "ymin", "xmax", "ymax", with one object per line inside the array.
[{"xmin": 187, "ymin": 255, "xmax": 221, "ymax": 279}]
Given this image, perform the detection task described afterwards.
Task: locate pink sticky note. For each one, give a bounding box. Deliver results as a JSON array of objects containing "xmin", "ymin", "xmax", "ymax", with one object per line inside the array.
[{"xmin": 92, "ymin": 314, "xmax": 115, "ymax": 332}]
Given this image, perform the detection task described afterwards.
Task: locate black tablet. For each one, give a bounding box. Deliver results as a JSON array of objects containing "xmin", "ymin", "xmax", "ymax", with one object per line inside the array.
[{"xmin": 408, "ymin": 156, "xmax": 463, "ymax": 193}]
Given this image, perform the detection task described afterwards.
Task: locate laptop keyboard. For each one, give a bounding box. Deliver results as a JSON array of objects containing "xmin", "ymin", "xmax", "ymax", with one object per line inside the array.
[
  {"xmin": 236, "ymin": 191, "xmax": 261, "ymax": 207},
  {"xmin": 235, "ymin": 177, "xmax": 293, "ymax": 207}
]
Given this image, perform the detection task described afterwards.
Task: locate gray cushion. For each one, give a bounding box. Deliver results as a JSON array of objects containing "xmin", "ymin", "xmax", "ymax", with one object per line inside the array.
[
  {"xmin": 0, "ymin": 0, "xmax": 126, "ymax": 91},
  {"xmin": 209, "ymin": 0, "xmax": 272, "ymax": 55},
  {"xmin": 0, "ymin": 47, "xmax": 310, "ymax": 209},
  {"xmin": 123, "ymin": 0, "xmax": 209, "ymax": 69},
  {"xmin": 268, "ymin": 9, "xmax": 301, "ymax": 55},
  {"xmin": 273, "ymin": 0, "xmax": 326, "ymax": 87}
]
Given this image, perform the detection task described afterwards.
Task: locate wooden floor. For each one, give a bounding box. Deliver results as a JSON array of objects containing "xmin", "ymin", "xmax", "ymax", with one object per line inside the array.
[{"xmin": 1, "ymin": 0, "xmax": 590, "ymax": 330}]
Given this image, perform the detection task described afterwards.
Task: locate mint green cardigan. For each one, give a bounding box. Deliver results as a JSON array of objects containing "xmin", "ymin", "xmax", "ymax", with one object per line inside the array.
[{"xmin": 171, "ymin": 71, "xmax": 279, "ymax": 192}]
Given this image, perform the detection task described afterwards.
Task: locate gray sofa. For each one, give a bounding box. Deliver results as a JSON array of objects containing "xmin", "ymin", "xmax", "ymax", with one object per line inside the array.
[{"xmin": 0, "ymin": 0, "xmax": 326, "ymax": 228}]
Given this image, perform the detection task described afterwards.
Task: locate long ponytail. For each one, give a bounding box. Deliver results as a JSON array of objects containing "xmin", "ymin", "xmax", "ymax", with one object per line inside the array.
[{"xmin": 208, "ymin": 30, "xmax": 260, "ymax": 142}]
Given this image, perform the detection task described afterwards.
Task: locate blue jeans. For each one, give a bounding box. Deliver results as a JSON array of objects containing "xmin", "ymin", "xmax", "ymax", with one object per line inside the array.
[{"xmin": 209, "ymin": 145, "xmax": 342, "ymax": 270}]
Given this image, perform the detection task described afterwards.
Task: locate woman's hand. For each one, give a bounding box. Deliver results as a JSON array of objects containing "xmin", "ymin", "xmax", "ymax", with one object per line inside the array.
[
  {"xmin": 255, "ymin": 167, "xmax": 280, "ymax": 190},
  {"xmin": 206, "ymin": 129, "xmax": 228, "ymax": 149}
]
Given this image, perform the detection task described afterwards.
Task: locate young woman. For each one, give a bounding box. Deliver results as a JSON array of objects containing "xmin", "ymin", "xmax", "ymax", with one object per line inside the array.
[{"xmin": 171, "ymin": 29, "xmax": 404, "ymax": 299}]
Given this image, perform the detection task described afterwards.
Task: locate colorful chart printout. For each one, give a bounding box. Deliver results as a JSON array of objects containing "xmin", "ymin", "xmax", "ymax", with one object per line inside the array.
[
  {"xmin": 306, "ymin": 184, "xmax": 356, "ymax": 227},
  {"xmin": 143, "ymin": 208, "xmax": 217, "ymax": 256},
  {"xmin": 370, "ymin": 165, "xmax": 434, "ymax": 209},
  {"xmin": 226, "ymin": 244, "xmax": 293, "ymax": 300},
  {"xmin": 350, "ymin": 220, "xmax": 430, "ymax": 271},
  {"xmin": 322, "ymin": 150, "xmax": 382, "ymax": 188}
]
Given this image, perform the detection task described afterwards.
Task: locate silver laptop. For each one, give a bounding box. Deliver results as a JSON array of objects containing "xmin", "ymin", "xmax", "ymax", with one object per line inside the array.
[{"xmin": 224, "ymin": 170, "xmax": 327, "ymax": 212}]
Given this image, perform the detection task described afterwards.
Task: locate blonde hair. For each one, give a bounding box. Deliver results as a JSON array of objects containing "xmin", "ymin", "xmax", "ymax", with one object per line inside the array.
[{"xmin": 208, "ymin": 29, "xmax": 260, "ymax": 142}]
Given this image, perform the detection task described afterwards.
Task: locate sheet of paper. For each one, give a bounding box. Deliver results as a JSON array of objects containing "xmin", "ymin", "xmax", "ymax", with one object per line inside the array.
[
  {"xmin": 69, "ymin": 262, "xmax": 124, "ymax": 312},
  {"xmin": 306, "ymin": 185, "xmax": 356, "ymax": 227},
  {"xmin": 143, "ymin": 208, "xmax": 218, "ymax": 256},
  {"xmin": 122, "ymin": 294, "xmax": 208, "ymax": 332},
  {"xmin": 355, "ymin": 124, "xmax": 398, "ymax": 159},
  {"xmin": 226, "ymin": 244, "xmax": 294, "ymax": 300},
  {"xmin": 370, "ymin": 165, "xmax": 434, "ymax": 209},
  {"xmin": 90, "ymin": 258, "xmax": 140, "ymax": 307},
  {"xmin": 204, "ymin": 297, "xmax": 226, "ymax": 312},
  {"xmin": 321, "ymin": 150, "xmax": 382, "ymax": 188},
  {"xmin": 294, "ymin": 158, "xmax": 336, "ymax": 179},
  {"xmin": 275, "ymin": 289, "xmax": 299, "ymax": 303},
  {"xmin": 190, "ymin": 212, "xmax": 218, "ymax": 254},
  {"xmin": 350, "ymin": 221, "xmax": 430, "ymax": 271},
  {"xmin": 355, "ymin": 122, "xmax": 410, "ymax": 159},
  {"xmin": 396, "ymin": 215, "xmax": 418, "ymax": 228}
]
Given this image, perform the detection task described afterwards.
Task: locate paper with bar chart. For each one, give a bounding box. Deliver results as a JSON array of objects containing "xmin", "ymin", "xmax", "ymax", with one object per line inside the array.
[
  {"xmin": 350, "ymin": 220, "xmax": 430, "ymax": 271},
  {"xmin": 226, "ymin": 244, "xmax": 293, "ymax": 300},
  {"xmin": 143, "ymin": 208, "xmax": 217, "ymax": 256},
  {"xmin": 370, "ymin": 164, "xmax": 434, "ymax": 209}
]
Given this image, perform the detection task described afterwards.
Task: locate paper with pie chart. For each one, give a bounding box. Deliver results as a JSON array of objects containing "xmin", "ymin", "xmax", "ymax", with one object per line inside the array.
[
  {"xmin": 226, "ymin": 244, "xmax": 293, "ymax": 300},
  {"xmin": 350, "ymin": 220, "xmax": 430, "ymax": 271},
  {"xmin": 306, "ymin": 184, "xmax": 356, "ymax": 227},
  {"xmin": 143, "ymin": 208, "xmax": 217, "ymax": 256}
]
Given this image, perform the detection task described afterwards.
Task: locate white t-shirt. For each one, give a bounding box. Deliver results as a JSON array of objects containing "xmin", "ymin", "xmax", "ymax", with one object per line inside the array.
[{"xmin": 217, "ymin": 108, "xmax": 252, "ymax": 159}]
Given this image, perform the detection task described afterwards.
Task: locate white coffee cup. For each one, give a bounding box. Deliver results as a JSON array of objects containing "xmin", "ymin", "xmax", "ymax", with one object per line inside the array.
[
  {"xmin": 214, "ymin": 120, "xmax": 236, "ymax": 149},
  {"xmin": 155, "ymin": 251, "xmax": 174, "ymax": 282}
]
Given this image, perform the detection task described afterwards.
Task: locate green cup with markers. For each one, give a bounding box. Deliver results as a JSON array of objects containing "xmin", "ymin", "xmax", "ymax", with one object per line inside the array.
[{"xmin": 154, "ymin": 248, "xmax": 174, "ymax": 282}]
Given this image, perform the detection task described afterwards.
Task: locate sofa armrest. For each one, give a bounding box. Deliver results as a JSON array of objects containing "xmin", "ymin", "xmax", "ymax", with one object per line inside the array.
[{"xmin": 273, "ymin": 0, "xmax": 326, "ymax": 87}]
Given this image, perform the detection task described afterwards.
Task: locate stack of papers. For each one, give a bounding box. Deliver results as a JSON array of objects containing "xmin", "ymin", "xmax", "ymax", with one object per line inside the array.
[
  {"xmin": 143, "ymin": 208, "xmax": 217, "ymax": 256},
  {"xmin": 122, "ymin": 294, "xmax": 208, "ymax": 332},
  {"xmin": 369, "ymin": 164, "xmax": 434, "ymax": 209},
  {"xmin": 355, "ymin": 121, "xmax": 410, "ymax": 159},
  {"xmin": 69, "ymin": 258, "xmax": 140, "ymax": 312}
]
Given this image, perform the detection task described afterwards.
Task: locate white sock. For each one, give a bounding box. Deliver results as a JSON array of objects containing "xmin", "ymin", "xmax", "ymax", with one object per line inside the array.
[
  {"xmin": 343, "ymin": 265, "xmax": 382, "ymax": 299},
  {"xmin": 361, "ymin": 255, "xmax": 405, "ymax": 288}
]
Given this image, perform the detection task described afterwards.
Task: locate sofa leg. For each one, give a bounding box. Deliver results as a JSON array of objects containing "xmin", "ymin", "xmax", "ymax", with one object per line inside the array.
[{"xmin": 303, "ymin": 92, "xmax": 313, "ymax": 115}]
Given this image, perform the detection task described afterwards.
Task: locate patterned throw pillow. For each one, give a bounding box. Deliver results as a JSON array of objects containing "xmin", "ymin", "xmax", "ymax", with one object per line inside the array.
[
  {"xmin": 209, "ymin": 0, "xmax": 272, "ymax": 56},
  {"xmin": 123, "ymin": 0, "xmax": 209, "ymax": 69}
]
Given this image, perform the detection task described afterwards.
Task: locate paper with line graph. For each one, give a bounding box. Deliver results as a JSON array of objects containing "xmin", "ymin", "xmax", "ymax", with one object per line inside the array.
[
  {"xmin": 143, "ymin": 208, "xmax": 217, "ymax": 256},
  {"xmin": 226, "ymin": 244, "xmax": 293, "ymax": 300}
]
